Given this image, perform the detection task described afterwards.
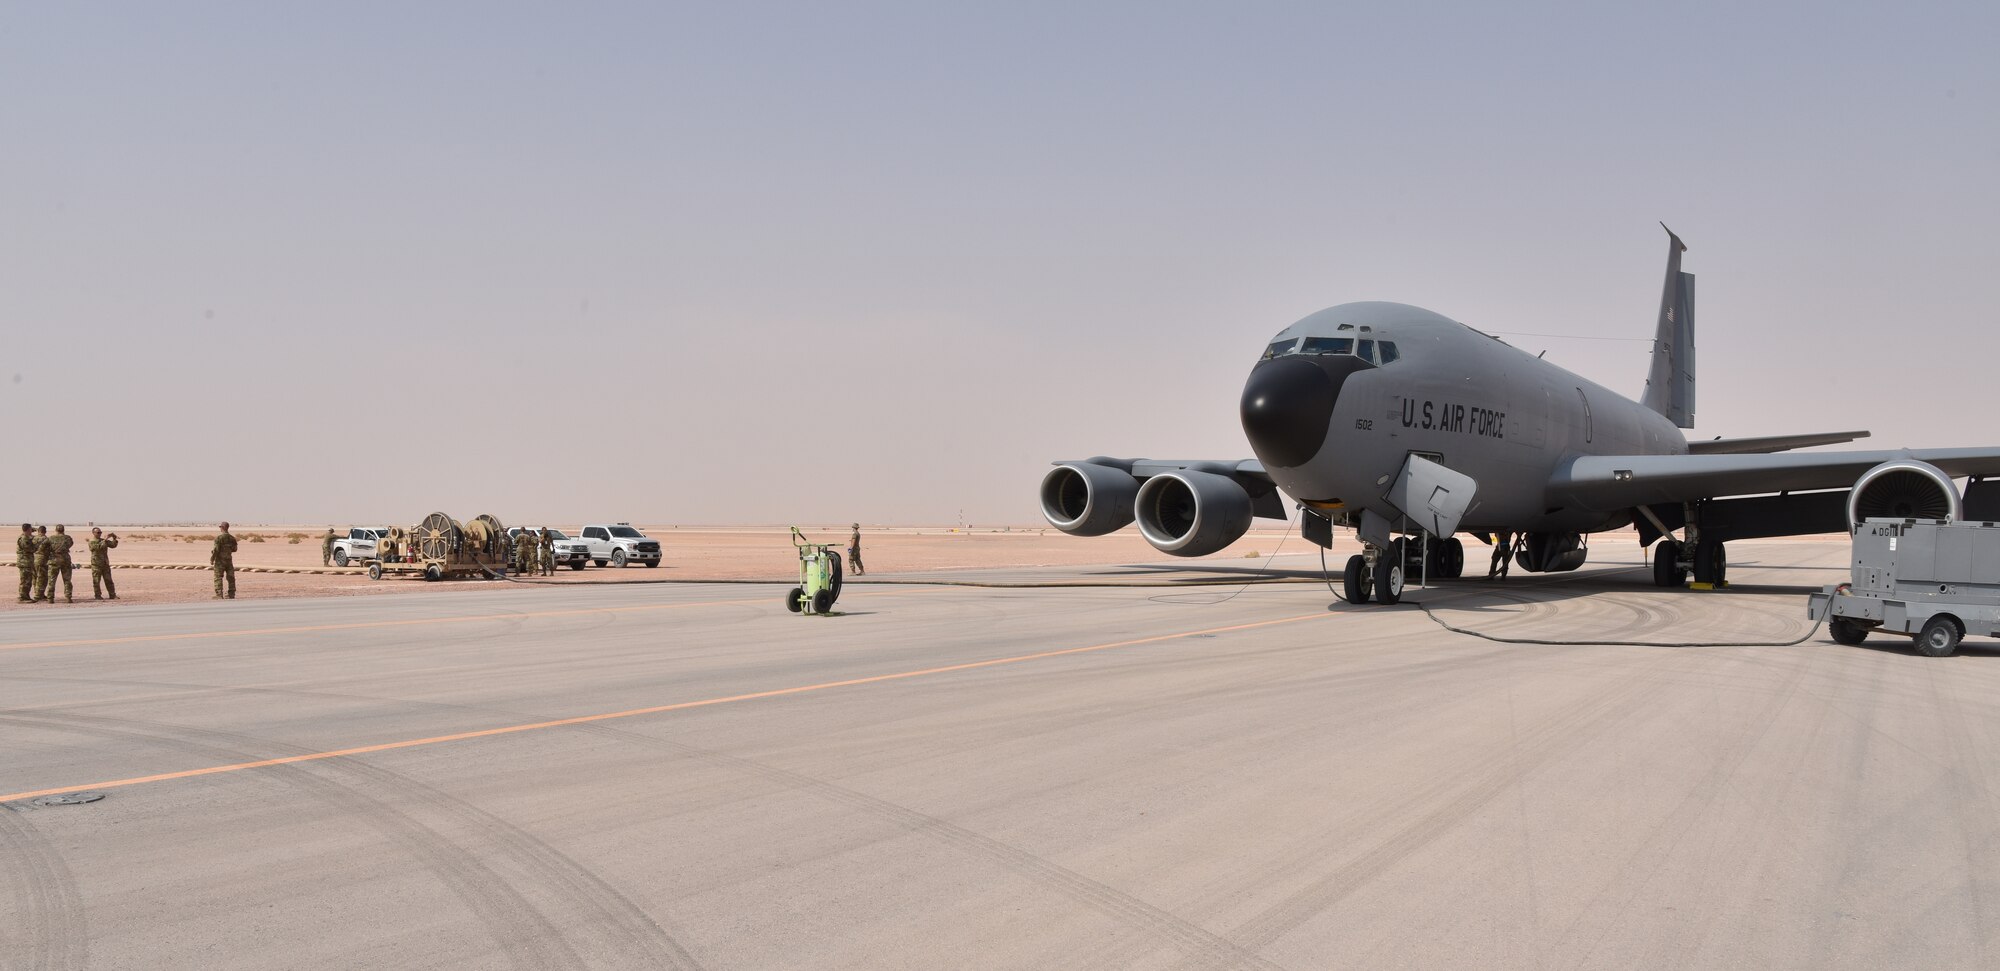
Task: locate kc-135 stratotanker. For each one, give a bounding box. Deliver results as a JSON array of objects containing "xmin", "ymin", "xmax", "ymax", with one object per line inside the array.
[{"xmin": 1040, "ymin": 226, "xmax": 2000, "ymax": 605}]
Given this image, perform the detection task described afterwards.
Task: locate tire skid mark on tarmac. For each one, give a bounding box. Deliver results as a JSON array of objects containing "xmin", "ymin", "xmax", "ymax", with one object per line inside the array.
[
  {"xmin": 14, "ymin": 641, "xmax": 1307, "ymax": 969},
  {"xmin": 0, "ymin": 711, "xmax": 703, "ymax": 971},
  {"xmin": 1923, "ymin": 663, "xmax": 1998, "ymax": 965},
  {"xmin": 559, "ymin": 722, "xmax": 1288, "ymax": 971},
  {"xmin": 1558, "ymin": 648, "xmax": 1814, "ymax": 970},
  {"xmin": 1167, "ymin": 653, "xmax": 1683, "ymax": 969},
  {"xmin": 0, "ymin": 802, "xmax": 87, "ymax": 971}
]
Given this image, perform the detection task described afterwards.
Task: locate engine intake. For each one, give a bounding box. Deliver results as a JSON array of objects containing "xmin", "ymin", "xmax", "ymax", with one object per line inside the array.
[
  {"xmin": 1040, "ymin": 463, "xmax": 1139, "ymax": 536},
  {"xmin": 1849, "ymin": 459, "xmax": 1961, "ymax": 527},
  {"xmin": 1134, "ymin": 470, "xmax": 1253, "ymax": 557}
]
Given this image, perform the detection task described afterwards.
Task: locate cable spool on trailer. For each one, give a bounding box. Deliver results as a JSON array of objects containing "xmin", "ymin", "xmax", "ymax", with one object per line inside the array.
[{"xmin": 412, "ymin": 512, "xmax": 463, "ymax": 564}]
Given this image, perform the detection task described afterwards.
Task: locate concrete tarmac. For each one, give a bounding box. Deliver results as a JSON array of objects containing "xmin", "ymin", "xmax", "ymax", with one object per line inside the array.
[{"xmin": 4, "ymin": 538, "xmax": 1998, "ymax": 969}]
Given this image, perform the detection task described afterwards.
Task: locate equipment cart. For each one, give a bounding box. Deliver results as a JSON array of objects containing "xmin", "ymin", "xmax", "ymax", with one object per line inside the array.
[{"xmin": 1809, "ymin": 518, "xmax": 2000, "ymax": 656}]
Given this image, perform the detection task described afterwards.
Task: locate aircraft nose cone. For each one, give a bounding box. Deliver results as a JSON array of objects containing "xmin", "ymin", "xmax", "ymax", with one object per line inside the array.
[{"xmin": 1240, "ymin": 357, "xmax": 1337, "ymax": 468}]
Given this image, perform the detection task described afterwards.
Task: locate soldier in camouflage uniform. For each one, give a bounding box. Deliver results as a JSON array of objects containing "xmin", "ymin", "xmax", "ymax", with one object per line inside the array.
[
  {"xmin": 30, "ymin": 526, "xmax": 50, "ymax": 602},
  {"xmin": 87, "ymin": 527, "xmax": 119, "ymax": 600},
  {"xmin": 15, "ymin": 523, "xmax": 32, "ymax": 603},
  {"xmin": 540, "ymin": 530, "xmax": 555, "ymax": 576},
  {"xmin": 321, "ymin": 527, "xmax": 337, "ymax": 567},
  {"xmin": 15, "ymin": 523, "xmax": 33, "ymax": 603},
  {"xmin": 44, "ymin": 524, "xmax": 75, "ymax": 604},
  {"xmin": 211, "ymin": 522, "xmax": 238, "ymax": 599}
]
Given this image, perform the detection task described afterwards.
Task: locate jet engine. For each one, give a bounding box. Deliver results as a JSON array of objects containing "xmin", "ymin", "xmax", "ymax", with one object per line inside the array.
[
  {"xmin": 1134, "ymin": 470, "xmax": 1253, "ymax": 557},
  {"xmin": 1849, "ymin": 459, "xmax": 1961, "ymax": 527},
  {"xmin": 1040, "ymin": 463, "xmax": 1139, "ymax": 536}
]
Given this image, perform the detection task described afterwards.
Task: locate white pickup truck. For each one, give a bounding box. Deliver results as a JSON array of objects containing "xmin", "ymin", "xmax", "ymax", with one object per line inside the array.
[
  {"xmin": 578, "ymin": 523, "xmax": 663, "ymax": 568},
  {"xmin": 331, "ymin": 527, "xmax": 394, "ymax": 567}
]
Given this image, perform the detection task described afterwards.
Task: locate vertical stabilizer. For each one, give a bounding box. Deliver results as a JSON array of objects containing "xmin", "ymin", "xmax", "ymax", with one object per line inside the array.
[{"xmin": 1641, "ymin": 224, "xmax": 1696, "ymax": 428}]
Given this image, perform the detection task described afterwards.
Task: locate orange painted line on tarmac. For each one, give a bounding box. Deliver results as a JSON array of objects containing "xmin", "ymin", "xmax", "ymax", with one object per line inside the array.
[
  {"xmin": 0, "ymin": 587, "xmax": 941, "ymax": 653},
  {"xmin": 0, "ymin": 611, "xmax": 1331, "ymax": 804}
]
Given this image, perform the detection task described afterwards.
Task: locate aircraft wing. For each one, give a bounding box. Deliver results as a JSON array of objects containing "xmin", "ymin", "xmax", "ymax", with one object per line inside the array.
[
  {"xmin": 1685, "ymin": 430, "xmax": 1870, "ymax": 455},
  {"xmin": 1056, "ymin": 457, "xmax": 1272, "ymax": 483},
  {"xmin": 1550, "ymin": 448, "xmax": 2000, "ymax": 512}
]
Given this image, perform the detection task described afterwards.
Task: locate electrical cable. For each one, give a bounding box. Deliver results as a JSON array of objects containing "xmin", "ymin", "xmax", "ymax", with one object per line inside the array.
[
  {"xmin": 1312, "ymin": 547, "xmax": 1828, "ymax": 647},
  {"xmin": 1147, "ymin": 531, "xmax": 1293, "ymax": 604}
]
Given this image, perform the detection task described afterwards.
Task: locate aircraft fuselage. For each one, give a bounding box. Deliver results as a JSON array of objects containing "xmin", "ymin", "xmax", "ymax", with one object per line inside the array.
[{"xmin": 1242, "ymin": 302, "xmax": 1687, "ymax": 536}]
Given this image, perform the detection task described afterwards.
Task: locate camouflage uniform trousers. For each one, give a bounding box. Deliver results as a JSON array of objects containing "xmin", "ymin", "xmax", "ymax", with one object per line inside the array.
[
  {"xmin": 322, "ymin": 537, "xmax": 335, "ymax": 567},
  {"xmin": 91, "ymin": 563, "xmax": 117, "ymax": 599},
  {"xmin": 15, "ymin": 535, "xmax": 33, "ymax": 602},
  {"xmin": 540, "ymin": 545, "xmax": 554, "ymax": 576},
  {"xmin": 30, "ymin": 553, "xmax": 47, "ymax": 601},
  {"xmin": 214, "ymin": 558, "xmax": 236, "ymax": 598},
  {"xmin": 45, "ymin": 558, "xmax": 73, "ymax": 603}
]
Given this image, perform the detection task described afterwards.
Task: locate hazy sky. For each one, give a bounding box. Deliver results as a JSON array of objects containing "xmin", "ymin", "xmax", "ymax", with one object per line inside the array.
[{"xmin": 5, "ymin": 2, "xmax": 1995, "ymax": 525}]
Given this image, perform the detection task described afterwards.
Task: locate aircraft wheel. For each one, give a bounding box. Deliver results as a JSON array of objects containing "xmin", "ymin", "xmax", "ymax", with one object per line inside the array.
[
  {"xmin": 1914, "ymin": 616, "xmax": 1962, "ymax": 657},
  {"xmin": 1829, "ymin": 618, "xmax": 1869, "ymax": 646},
  {"xmin": 786, "ymin": 587, "xmax": 804, "ymax": 613},
  {"xmin": 1443, "ymin": 538, "xmax": 1464, "ymax": 579},
  {"xmin": 1692, "ymin": 540, "xmax": 1726, "ymax": 584},
  {"xmin": 1342, "ymin": 554, "xmax": 1371, "ymax": 604},
  {"xmin": 1374, "ymin": 541, "xmax": 1405, "ymax": 605},
  {"xmin": 1653, "ymin": 540, "xmax": 1683, "ymax": 587}
]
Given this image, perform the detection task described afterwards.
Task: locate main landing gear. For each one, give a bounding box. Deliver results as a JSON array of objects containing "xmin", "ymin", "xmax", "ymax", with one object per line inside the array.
[
  {"xmin": 1341, "ymin": 536, "xmax": 1463, "ymax": 605},
  {"xmin": 1651, "ymin": 537, "xmax": 1727, "ymax": 588}
]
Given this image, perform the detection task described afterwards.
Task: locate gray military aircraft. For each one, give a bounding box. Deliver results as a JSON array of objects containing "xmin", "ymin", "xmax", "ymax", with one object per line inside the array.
[{"xmin": 1041, "ymin": 226, "xmax": 2000, "ymax": 604}]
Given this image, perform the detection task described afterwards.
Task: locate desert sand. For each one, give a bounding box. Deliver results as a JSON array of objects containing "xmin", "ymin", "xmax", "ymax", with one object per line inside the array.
[{"xmin": 1, "ymin": 524, "xmax": 1307, "ymax": 611}]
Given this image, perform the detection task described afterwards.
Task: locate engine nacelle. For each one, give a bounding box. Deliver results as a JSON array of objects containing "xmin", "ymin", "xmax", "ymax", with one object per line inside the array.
[
  {"xmin": 1849, "ymin": 459, "xmax": 1961, "ymax": 527},
  {"xmin": 1134, "ymin": 470, "xmax": 1254, "ymax": 557},
  {"xmin": 1040, "ymin": 463, "xmax": 1139, "ymax": 536}
]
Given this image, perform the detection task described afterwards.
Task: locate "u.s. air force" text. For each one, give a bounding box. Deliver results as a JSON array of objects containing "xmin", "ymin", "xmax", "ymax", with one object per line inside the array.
[{"xmin": 1401, "ymin": 399, "xmax": 1505, "ymax": 439}]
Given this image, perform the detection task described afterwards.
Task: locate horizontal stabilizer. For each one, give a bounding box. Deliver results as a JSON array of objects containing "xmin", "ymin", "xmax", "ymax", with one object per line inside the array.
[{"xmin": 1687, "ymin": 430, "xmax": 1871, "ymax": 455}]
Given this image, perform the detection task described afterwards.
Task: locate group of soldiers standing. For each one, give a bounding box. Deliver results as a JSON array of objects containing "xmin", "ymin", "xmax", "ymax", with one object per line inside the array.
[
  {"xmin": 509, "ymin": 529, "xmax": 560, "ymax": 576},
  {"xmin": 13, "ymin": 522, "xmax": 239, "ymax": 603},
  {"xmin": 16, "ymin": 523, "xmax": 121, "ymax": 603}
]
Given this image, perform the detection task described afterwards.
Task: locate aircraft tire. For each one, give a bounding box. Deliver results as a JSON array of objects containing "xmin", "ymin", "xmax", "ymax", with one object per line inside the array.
[
  {"xmin": 1653, "ymin": 541, "xmax": 1682, "ymax": 587},
  {"xmin": 1342, "ymin": 554, "xmax": 1371, "ymax": 604},
  {"xmin": 786, "ymin": 587, "xmax": 804, "ymax": 613},
  {"xmin": 1443, "ymin": 538, "xmax": 1464, "ymax": 578},
  {"xmin": 1692, "ymin": 540, "xmax": 1726, "ymax": 585},
  {"xmin": 1829, "ymin": 618, "xmax": 1869, "ymax": 646},
  {"xmin": 1374, "ymin": 541, "xmax": 1405, "ymax": 605},
  {"xmin": 1915, "ymin": 615, "xmax": 1962, "ymax": 657}
]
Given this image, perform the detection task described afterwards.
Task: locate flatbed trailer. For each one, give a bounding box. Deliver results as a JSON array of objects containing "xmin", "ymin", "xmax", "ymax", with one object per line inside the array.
[
  {"xmin": 1808, "ymin": 518, "xmax": 2000, "ymax": 656},
  {"xmin": 363, "ymin": 512, "xmax": 509, "ymax": 582}
]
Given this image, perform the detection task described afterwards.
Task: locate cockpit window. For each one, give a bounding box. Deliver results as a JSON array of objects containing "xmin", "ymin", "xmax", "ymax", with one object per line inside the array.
[
  {"xmin": 1378, "ymin": 341, "xmax": 1400, "ymax": 364},
  {"xmin": 1357, "ymin": 339, "xmax": 1375, "ymax": 362},
  {"xmin": 1300, "ymin": 337, "xmax": 1354, "ymax": 356},
  {"xmin": 1261, "ymin": 339, "xmax": 1297, "ymax": 360}
]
